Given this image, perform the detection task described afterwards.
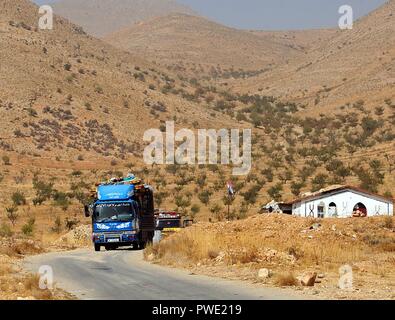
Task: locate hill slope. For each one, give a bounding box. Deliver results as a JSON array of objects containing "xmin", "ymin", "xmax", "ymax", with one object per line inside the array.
[
  {"xmin": 104, "ymin": 13, "xmax": 305, "ymax": 70},
  {"xmin": 51, "ymin": 0, "xmax": 196, "ymax": 37},
  {"xmin": 236, "ymin": 0, "xmax": 395, "ymax": 110},
  {"xmin": 0, "ymin": 0, "xmax": 231, "ymax": 159}
]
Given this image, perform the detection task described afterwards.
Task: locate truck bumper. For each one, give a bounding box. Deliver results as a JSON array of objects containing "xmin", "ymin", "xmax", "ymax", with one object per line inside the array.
[{"xmin": 93, "ymin": 232, "xmax": 138, "ymax": 244}]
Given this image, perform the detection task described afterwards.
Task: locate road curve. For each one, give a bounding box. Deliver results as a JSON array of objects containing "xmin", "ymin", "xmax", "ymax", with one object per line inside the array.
[{"xmin": 24, "ymin": 249, "xmax": 305, "ymax": 300}]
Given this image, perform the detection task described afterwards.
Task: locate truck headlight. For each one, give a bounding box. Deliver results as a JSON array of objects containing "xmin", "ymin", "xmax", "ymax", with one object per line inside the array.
[{"xmin": 92, "ymin": 233, "xmax": 103, "ymax": 241}]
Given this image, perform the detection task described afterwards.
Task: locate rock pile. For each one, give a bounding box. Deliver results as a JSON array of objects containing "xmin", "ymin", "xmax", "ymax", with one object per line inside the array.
[{"xmin": 55, "ymin": 225, "xmax": 91, "ymax": 248}]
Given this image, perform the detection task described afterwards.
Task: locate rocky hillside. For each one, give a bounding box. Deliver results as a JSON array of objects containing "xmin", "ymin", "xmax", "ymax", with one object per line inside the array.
[
  {"xmin": 0, "ymin": 0, "xmax": 234, "ymax": 159},
  {"xmin": 104, "ymin": 13, "xmax": 305, "ymax": 70},
  {"xmin": 51, "ymin": 0, "xmax": 196, "ymax": 37},
  {"xmin": 0, "ymin": 0, "xmax": 393, "ymax": 227},
  {"xmin": 236, "ymin": 0, "xmax": 395, "ymax": 110}
]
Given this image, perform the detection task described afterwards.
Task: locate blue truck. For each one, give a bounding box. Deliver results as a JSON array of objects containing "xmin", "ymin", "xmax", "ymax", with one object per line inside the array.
[{"xmin": 84, "ymin": 180, "xmax": 155, "ymax": 251}]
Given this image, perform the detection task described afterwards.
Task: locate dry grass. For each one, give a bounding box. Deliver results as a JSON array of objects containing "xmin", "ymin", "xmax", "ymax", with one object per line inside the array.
[
  {"xmin": 0, "ymin": 240, "xmax": 44, "ymax": 258},
  {"xmin": 22, "ymin": 274, "xmax": 53, "ymax": 300},
  {"xmin": 146, "ymin": 214, "xmax": 395, "ymax": 298},
  {"xmin": 0, "ymin": 262, "xmax": 12, "ymax": 277},
  {"xmin": 274, "ymin": 273, "xmax": 299, "ymax": 287},
  {"xmin": 149, "ymin": 214, "xmax": 395, "ymax": 268},
  {"xmin": 0, "ymin": 260, "xmax": 73, "ymax": 300}
]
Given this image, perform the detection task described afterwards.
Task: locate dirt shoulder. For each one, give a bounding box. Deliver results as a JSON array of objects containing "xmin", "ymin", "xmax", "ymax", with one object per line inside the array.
[
  {"xmin": 0, "ymin": 225, "xmax": 91, "ymax": 300},
  {"xmin": 144, "ymin": 214, "xmax": 395, "ymax": 300}
]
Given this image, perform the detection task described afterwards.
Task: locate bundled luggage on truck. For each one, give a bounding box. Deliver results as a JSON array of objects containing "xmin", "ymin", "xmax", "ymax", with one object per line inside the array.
[{"xmin": 84, "ymin": 174, "xmax": 155, "ymax": 252}]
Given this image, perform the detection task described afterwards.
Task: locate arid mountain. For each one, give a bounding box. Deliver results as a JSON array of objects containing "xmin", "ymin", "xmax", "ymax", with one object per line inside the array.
[
  {"xmin": 0, "ymin": 0, "xmax": 232, "ymax": 159},
  {"xmin": 236, "ymin": 0, "xmax": 395, "ymax": 110},
  {"xmin": 51, "ymin": 0, "xmax": 196, "ymax": 37},
  {"xmin": 104, "ymin": 13, "xmax": 306, "ymax": 70},
  {"xmin": 250, "ymin": 29, "xmax": 336, "ymax": 53},
  {"xmin": 0, "ymin": 0, "xmax": 393, "ymax": 208}
]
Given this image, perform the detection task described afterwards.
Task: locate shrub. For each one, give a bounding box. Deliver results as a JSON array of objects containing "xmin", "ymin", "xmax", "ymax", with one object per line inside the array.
[
  {"xmin": 291, "ymin": 181, "xmax": 305, "ymax": 197},
  {"xmin": 94, "ymin": 85, "xmax": 104, "ymax": 94},
  {"xmin": 267, "ymin": 183, "xmax": 283, "ymax": 201},
  {"xmin": 198, "ymin": 190, "xmax": 212, "ymax": 205},
  {"xmin": 210, "ymin": 204, "xmax": 223, "ymax": 219},
  {"xmin": 12, "ymin": 191, "xmax": 27, "ymax": 206},
  {"xmin": 311, "ymin": 174, "xmax": 328, "ymax": 192},
  {"xmin": 52, "ymin": 216, "xmax": 62, "ymax": 234},
  {"xmin": 64, "ymin": 63, "xmax": 72, "ymax": 71},
  {"xmin": 14, "ymin": 129, "xmax": 24, "ymax": 137},
  {"xmin": 53, "ymin": 191, "xmax": 70, "ymax": 211},
  {"xmin": 5, "ymin": 206, "xmax": 18, "ymax": 226},
  {"xmin": 383, "ymin": 216, "xmax": 393, "ymax": 229},
  {"xmin": 2, "ymin": 155, "xmax": 10, "ymax": 165},
  {"xmin": 65, "ymin": 217, "xmax": 79, "ymax": 231},
  {"xmin": 175, "ymin": 196, "xmax": 191, "ymax": 214},
  {"xmin": 383, "ymin": 191, "xmax": 393, "ymax": 199},
  {"xmin": 190, "ymin": 204, "xmax": 200, "ymax": 217},
  {"xmin": 32, "ymin": 178, "xmax": 54, "ymax": 205},
  {"xmin": 71, "ymin": 170, "xmax": 82, "ymax": 176},
  {"xmin": 22, "ymin": 218, "xmax": 35, "ymax": 236},
  {"xmin": 0, "ymin": 223, "xmax": 13, "ymax": 237},
  {"xmin": 242, "ymin": 184, "xmax": 261, "ymax": 205}
]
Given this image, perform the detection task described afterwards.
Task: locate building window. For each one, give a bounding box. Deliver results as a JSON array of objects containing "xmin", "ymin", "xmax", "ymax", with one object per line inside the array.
[
  {"xmin": 317, "ymin": 202, "xmax": 325, "ymax": 218},
  {"xmin": 328, "ymin": 202, "xmax": 338, "ymax": 217}
]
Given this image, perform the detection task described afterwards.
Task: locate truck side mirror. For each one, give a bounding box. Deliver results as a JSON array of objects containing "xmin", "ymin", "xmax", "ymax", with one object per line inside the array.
[{"xmin": 84, "ymin": 205, "xmax": 90, "ymax": 218}]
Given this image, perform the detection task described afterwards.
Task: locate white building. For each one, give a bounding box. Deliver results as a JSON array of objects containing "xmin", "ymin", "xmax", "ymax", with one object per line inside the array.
[{"xmin": 288, "ymin": 185, "xmax": 393, "ymax": 218}]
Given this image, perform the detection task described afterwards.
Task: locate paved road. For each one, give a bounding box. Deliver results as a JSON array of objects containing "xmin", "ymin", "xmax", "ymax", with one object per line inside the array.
[{"xmin": 24, "ymin": 249, "xmax": 305, "ymax": 300}]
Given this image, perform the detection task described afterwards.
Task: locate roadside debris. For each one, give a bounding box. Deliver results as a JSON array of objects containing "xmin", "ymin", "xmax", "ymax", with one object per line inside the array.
[
  {"xmin": 298, "ymin": 272, "xmax": 317, "ymax": 287},
  {"xmin": 258, "ymin": 268, "xmax": 273, "ymax": 279},
  {"xmin": 310, "ymin": 223, "xmax": 321, "ymax": 230},
  {"xmin": 55, "ymin": 225, "xmax": 91, "ymax": 248}
]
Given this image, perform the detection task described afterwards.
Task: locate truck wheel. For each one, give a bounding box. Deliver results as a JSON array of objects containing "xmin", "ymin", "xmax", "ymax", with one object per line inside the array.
[
  {"xmin": 94, "ymin": 244, "xmax": 101, "ymax": 252},
  {"xmin": 139, "ymin": 241, "xmax": 146, "ymax": 250},
  {"xmin": 132, "ymin": 242, "xmax": 139, "ymax": 250}
]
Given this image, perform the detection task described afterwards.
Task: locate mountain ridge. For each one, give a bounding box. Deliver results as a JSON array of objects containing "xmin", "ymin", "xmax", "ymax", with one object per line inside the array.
[{"xmin": 51, "ymin": 0, "xmax": 197, "ymax": 37}]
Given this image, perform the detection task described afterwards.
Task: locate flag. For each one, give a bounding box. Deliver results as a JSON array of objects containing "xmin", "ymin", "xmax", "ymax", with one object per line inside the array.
[{"xmin": 227, "ymin": 181, "xmax": 235, "ymax": 198}]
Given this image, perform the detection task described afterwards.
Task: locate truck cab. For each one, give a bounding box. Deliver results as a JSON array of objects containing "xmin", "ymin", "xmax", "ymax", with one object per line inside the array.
[
  {"xmin": 86, "ymin": 182, "xmax": 155, "ymax": 251},
  {"xmin": 155, "ymin": 211, "xmax": 182, "ymax": 233}
]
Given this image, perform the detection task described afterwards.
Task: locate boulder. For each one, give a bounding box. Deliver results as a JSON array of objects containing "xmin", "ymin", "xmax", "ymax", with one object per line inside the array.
[
  {"xmin": 258, "ymin": 268, "xmax": 273, "ymax": 279},
  {"xmin": 299, "ymin": 272, "xmax": 317, "ymax": 286},
  {"xmin": 310, "ymin": 223, "xmax": 321, "ymax": 230}
]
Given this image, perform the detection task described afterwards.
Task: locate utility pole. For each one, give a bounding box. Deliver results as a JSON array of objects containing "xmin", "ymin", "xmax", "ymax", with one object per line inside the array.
[{"xmin": 226, "ymin": 181, "xmax": 235, "ymax": 220}]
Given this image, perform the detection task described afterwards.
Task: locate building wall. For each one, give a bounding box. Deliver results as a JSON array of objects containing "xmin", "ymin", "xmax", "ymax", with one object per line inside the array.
[{"xmin": 292, "ymin": 190, "xmax": 394, "ymax": 218}]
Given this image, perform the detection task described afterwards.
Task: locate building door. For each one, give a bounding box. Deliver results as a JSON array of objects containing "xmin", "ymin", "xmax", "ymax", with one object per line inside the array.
[
  {"xmin": 353, "ymin": 203, "xmax": 367, "ymax": 217},
  {"xmin": 328, "ymin": 202, "xmax": 337, "ymax": 217},
  {"xmin": 317, "ymin": 202, "xmax": 325, "ymax": 218}
]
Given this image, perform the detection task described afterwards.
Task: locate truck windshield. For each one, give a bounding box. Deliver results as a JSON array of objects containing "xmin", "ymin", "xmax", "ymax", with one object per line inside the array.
[{"xmin": 94, "ymin": 203, "xmax": 135, "ymax": 222}]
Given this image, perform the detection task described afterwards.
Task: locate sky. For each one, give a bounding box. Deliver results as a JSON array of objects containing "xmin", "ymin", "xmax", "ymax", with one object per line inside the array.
[{"xmin": 33, "ymin": 0, "xmax": 389, "ymax": 30}]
